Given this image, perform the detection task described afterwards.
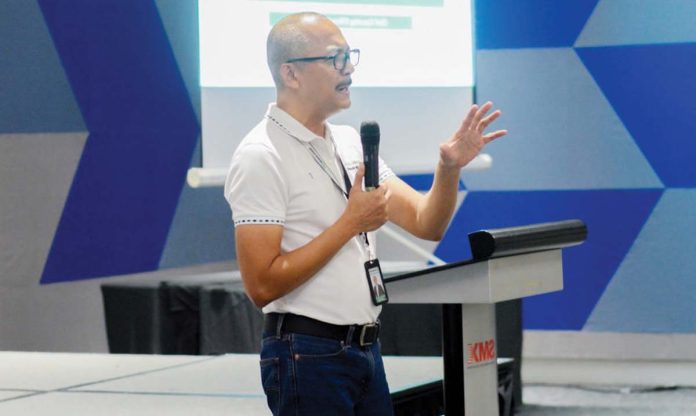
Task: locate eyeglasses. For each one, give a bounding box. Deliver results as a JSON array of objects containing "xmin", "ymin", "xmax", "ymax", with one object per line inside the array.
[{"xmin": 285, "ymin": 49, "xmax": 360, "ymax": 71}]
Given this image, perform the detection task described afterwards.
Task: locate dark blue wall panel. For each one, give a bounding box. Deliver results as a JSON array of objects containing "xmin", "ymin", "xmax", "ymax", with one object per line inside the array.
[
  {"xmin": 475, "ymin": 0, "xmax": 599, "ymax": 49},
  {"xmin": 577, "ymin": 44, "xmax": 696, "ymax": 187},
  {"xmin": 435, "ymin": 190, "xmax": 662, "ymax": 329},
  {"xmin": 39, "ymin": 0, "xmax": 198, "ymax": 283}
]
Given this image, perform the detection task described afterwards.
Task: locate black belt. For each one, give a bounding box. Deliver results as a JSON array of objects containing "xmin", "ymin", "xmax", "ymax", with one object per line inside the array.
[{"xmin": 264, "ymin": 313, "xmax": 380, "ymax": 347}]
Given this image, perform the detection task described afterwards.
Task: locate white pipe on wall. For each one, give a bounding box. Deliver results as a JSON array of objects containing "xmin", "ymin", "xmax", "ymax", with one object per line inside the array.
[{"xmin": 187, "ymin": 153, "xmax": 493, "ymax": 188}]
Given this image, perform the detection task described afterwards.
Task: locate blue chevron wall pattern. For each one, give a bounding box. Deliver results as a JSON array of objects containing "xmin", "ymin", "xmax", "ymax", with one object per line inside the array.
[
  {"xmin": 456, "ymin": 0, "xmax": 696, "ymax": 332},
  {"xmin": 3, "ymin": 1, "xmax": 694, "ymax": 334},
  {"xmin": 28, "ymin": 0, "xmax": 235, "ymax": 283}
]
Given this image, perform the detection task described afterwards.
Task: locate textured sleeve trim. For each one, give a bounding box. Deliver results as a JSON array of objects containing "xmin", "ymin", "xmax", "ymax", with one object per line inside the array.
[
  {"xmin": 378, "ymin": 169, "xmax": 396, "ymax": 184},
  {"xmin": 233, "ymin": 217, "xmax": 285, "ymax": 226}
]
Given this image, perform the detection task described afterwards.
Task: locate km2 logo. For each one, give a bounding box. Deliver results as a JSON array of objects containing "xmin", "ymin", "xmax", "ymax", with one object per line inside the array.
[{"xmin": 466, "ymin": 338, "xmax": 496, "ymax": 368}]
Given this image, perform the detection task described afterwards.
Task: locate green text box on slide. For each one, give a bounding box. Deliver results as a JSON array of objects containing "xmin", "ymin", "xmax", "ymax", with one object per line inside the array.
[
  {"xmin": 270, "ymin": 12, "xmax": 412, "ymax": 29},
  {"xmin": 262, "ymin": 0, "xmax": 442, "ymax": 6}
]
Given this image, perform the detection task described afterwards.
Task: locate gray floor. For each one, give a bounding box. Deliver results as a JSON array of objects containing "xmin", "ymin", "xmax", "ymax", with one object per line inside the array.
[
  {"xmin": 520, "ymin": 384, "xmax": 696, "ymax": 415},
  {"xmin": 0, "ymin": 352, "xmax": 443, "ymax": 415},
  {"xmin": 3, "ymin": 351, "xmax": 696, "ymax": 415}
]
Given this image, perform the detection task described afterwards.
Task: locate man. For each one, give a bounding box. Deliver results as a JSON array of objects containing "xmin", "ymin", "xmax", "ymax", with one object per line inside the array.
[
  {"xmin": 225, "ymin": 12, "xmax": 506, "ymax": 415},
  {"xmin": 371, "ymin": 275, "xmax": 387, "ymax": 303}
]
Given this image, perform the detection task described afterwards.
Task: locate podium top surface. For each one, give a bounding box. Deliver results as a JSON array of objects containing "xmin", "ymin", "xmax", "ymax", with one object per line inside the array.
[
  {"xmin": 384, "ymin": 257, "xmax": 481, "ymax": 284},
  {"xmin": 384, "ymin": 249, "xmax": 564, "ymax": 304}
]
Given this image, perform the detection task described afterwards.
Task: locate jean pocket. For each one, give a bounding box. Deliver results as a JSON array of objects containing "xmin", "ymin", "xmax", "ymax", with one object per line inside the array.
[
  {"xmin": 260, "ymin": 357, "xmax": 280, "ymax": 412},
  {"xmin": 290, "ymin": 334, "xmax": 347, "ymax": 360}
]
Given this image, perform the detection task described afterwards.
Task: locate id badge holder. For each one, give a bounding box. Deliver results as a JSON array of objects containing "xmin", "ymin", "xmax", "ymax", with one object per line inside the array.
[{"xmin": 365, "ymin": 258, "xmax": 388, "ymax": 306}]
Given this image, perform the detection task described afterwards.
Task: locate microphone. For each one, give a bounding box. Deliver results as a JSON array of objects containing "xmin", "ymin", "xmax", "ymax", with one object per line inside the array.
[{"xmin": 360, "ymin": 121, "xmax": 380, "ymax": 191}]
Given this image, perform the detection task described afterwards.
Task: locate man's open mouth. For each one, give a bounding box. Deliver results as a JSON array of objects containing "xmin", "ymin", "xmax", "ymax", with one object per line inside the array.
[{"xmin": 336, "ymin": 80, "xmax": 352, "ymax": 92}]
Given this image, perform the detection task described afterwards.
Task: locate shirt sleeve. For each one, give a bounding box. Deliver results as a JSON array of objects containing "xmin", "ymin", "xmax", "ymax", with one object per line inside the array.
[
  {"xmin": 224, "ymin": 143, "xmax": 287, "ymax": 226},
  {"xmin": 378, "ymin": 154, "xmax": 396, "ymax": 185}
]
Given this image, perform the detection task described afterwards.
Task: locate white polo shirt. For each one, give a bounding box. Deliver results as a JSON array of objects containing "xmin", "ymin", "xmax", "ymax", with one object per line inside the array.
[{"xmin": 225, "ymin": 104, "xmax": 395, "ymax": 325}]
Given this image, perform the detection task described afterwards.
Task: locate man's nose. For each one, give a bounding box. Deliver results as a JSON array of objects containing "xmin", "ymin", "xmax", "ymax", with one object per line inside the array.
[{"xmin": 342, "ymin": 60, "xmax": 355, "ymax": 75}]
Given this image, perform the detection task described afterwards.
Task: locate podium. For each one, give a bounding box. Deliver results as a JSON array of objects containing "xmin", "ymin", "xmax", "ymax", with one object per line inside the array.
[{"xmin": 384, "ymin": 219, "xmax": 587, "ymax": 415}]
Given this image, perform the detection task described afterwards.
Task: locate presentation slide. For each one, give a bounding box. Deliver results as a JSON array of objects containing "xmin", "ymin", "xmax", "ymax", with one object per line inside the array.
[
  {"xmin": 198, "ymin": 0, "xmax": 474, "ymax": 171},
  {"xmin": 199, "ymin": 0, "xmax": 474, "ymax": 87}
]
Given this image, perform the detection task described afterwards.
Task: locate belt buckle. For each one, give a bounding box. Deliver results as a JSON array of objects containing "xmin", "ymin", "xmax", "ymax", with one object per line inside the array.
[{"xmin": 359, "ymin": 323, "xmax": 379, "ymax": 346}]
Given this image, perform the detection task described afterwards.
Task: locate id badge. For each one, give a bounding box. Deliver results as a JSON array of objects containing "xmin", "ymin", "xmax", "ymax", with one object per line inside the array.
[{"xmin": 365, "ymin": 259, "xmax": 388, "ymax": 306}]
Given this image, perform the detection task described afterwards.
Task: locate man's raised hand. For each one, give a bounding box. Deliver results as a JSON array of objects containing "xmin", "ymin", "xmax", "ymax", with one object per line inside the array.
[{"xmin": 439, "ymin": 101, "xmax": 508, "ymax": 169}]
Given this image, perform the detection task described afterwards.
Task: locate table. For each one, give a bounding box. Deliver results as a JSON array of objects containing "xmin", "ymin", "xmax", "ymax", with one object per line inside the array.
[{"xmin": 101, "ymin": 269, "xmax": 522, "ymax": 413}]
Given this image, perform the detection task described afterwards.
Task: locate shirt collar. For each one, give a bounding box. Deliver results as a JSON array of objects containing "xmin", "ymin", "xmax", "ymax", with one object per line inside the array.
[{"xmin": 266, "ymin": 103, "xmax": 327, "ymax": 143}]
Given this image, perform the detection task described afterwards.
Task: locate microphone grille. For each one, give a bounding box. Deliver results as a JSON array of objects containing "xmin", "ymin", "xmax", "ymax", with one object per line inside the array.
[{"xmin": 360, "ymin": 121, "xmax": 380, "ymax": 145}]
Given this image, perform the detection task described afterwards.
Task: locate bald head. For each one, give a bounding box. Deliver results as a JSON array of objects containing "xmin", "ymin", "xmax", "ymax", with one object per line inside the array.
[{"xmin": 266, "ymin": 12, "xmax": 338, "ymax": 88}]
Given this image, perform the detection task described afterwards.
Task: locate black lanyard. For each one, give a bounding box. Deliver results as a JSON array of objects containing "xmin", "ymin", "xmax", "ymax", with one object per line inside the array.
[
  {"xmin": 339, "ymin": 159, "xmax": 353, "ymax": 196},
  {"xmin": 337, "ymin": 158, "xmax": 372, "ymax": 255}
]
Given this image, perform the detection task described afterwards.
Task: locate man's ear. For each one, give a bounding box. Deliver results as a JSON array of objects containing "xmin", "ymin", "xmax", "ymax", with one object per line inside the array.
[{"xmin": 280, "ymin": 63, "xmax": 300, "ymax": 89}]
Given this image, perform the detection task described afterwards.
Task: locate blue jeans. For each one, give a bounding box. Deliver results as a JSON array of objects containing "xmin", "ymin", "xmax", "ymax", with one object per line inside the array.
[{"xmin": 259, "ymin": 330, "xmax": 394, "ymax": 415}]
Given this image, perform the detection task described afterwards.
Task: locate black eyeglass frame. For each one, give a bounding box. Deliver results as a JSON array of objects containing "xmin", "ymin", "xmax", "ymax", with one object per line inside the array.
[{"xmin": 285, "ymin": 49, "xmax": 360, "ymax": 71}]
